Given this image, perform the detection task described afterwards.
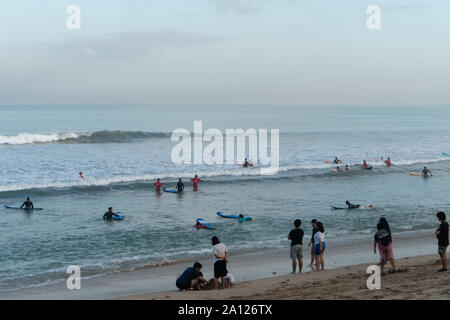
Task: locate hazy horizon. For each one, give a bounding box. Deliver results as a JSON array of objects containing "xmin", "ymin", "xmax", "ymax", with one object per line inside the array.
[{"xmin": 1, "ymin": 0, "xmax": 449, "ymax": 106}]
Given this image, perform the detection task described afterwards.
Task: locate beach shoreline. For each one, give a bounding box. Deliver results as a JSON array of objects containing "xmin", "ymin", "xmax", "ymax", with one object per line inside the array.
[{"xmin": 0, "ymin": 229, "xmax": 443, "ymax": 300}]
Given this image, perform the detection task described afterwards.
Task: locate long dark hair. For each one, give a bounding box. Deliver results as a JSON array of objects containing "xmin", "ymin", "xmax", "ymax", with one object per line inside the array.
[
  {"xmin": 379, "ymin": 217, "xmax": 390, "ymax": 232},
  {"xmin": 211, "ymin": 236, "xmax": 220, "ymax": 245},
  {"xmin": 317, "ymin": 221, "xmax": 325, "ymax": 233}
]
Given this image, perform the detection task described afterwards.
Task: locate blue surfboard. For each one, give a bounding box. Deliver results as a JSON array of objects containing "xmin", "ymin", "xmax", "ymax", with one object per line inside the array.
[
  {"xmin": 163, "ymin": 188, "xmax": 179, "ymax": 193},
  {"xmin": 4, "ymin": 205, "xmax": 43, "ymax": 211},
  {"xmin": 217, "ymin": 211, "xmax": 240, "ymax": 219},
  {"xmin": 112, "ymin": 212, "xmax": 124, "ymax": 220}
]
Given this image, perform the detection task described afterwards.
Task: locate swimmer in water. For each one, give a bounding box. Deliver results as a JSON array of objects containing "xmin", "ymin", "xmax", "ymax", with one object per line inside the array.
[
  {"xmin": 79, "ymin": 172, "xmax": 84, "ymax": 180},
  {"xmin": 422, "ymin": 167, "xmax": 432, "ymax": 177},
  {"xmin": 384, "ymin": 158, "xmax": 392, "ymax": 167},
  {"xmin": 345, "ymin": 165, "xmax": 350, "ymax": 171},
  {"xmin": 103, "ymin": 207, "xmax": 119, "ymax": 220},
  {"xmin": 176, "ymin": 178, "xmax": 185, "ymax": 192},
  {"xmin": 191, "ymin": 175, "xmax": 204, "ymax": 189},
  {"xmin": 20, "ymin": 197, "xmax": 34, "ymax": 209},
  {"xmin": 345, "ymin": 201, "xmax": 360, "ymax": 209}
]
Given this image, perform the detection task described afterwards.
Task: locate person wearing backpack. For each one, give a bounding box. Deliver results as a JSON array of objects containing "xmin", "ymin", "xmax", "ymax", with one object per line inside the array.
[{"xmin": 374, "ymin": 222, "xmax": 396, "ymax": 274}]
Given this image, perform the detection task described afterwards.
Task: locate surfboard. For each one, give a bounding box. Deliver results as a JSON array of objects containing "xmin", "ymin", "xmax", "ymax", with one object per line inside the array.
[
  {"xmin": 409, "ymin": 172, "xmax": 422, "ymax": 176},
  {"xmin": 331, "ymin": 206, "xmax": 347, "ymax": 210},
  {"xmin": 442, "ymin": 153, "xmax": 449, "ymax": 157},
  {"xmin": 163, "ymin": 188, "xmax": 179, "ymax": 193},
  {"xmin": 112, "ymin": 212, "xmax": 124, "ymax": 220},
  {"xmin": 4, "ymin": 205, "xmax": 43, "ymax": 211},
  {"xmin": 217, "ymin": 211, "xmax": 240, "ymax": 219},
  {"xmin": 195, "ymin": 218, "xmax": 215, "ymax": 229}
]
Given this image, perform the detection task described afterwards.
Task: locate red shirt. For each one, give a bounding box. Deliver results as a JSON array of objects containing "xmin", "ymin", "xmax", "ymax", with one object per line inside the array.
[
  {"xmin": 191, "ymin": 178, "xmax": 203, "ymax": 187},
  {"xmin": 155, "ymin": 181, "xmax": 163, "ymax": 189}
]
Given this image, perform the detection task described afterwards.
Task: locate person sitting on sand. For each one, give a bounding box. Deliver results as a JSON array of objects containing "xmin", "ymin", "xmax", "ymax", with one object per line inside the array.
[
  {"xmin": 345, "ymin": 201, "xmax": 360, "ymax": 209},
  {"xmin": 176, "ymin": 262, "xmax": 209, "ymax": 291},
  {"xmin": 373, "ymin": 221, "xmax": 396, "ymax": 275},
  {"xmin": 422, "ymin": 167, "xmax": 432, "ymax": 177},
  {"xmin": 211, "ymin": 236, "xmax": 229, "ymax": 289},
  {"xmin": 314, "ymin": 222, "xmax": 326, "ymax": 271},
  {"xmin": 288, "ymin": 219, "xmax": 304, "ymax": 274},
  {"xmin": 307, "ymin": 219, "xmax": 318, "ymax": 270},
  {"xmin": 435, "ymin": 211, "xmax": 448, "ymax": 272}
]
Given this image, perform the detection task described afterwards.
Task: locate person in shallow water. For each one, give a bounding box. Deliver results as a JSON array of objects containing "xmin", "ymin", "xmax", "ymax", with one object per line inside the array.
[
  {"xmin": 345, "ymin": 165, "xmax": 350, "ymax": 171},
  {"xmin": 176, "ymin": 178, "xmax": 185, "ymax": 192},
  {"xmin": 333, "ymin": 157, "xmax": 342, "ymax": 164},
  {"xmin": 384, "ymin": 157, "xmax": 392, "ymax": 167},
  {"xmin": 191, "ymin": 175, "xmax": 204, "ymax": 189},
  {"xmin": 243, "ymin": 158, "xmax": 250, "ymax": 167},
  {"xmin": 20, "ymin": 197, "xmax": 34, "ymax": 209},
  {"xmin": 154, "ymin": 178, "xmax": 163, "ymax": 192},
  {"xmin": 345, "ymin": 201, "xmax": 360, "ymax": 209},
  {"xmin": 422, "ymin": 166, "xmax": 432, "ymax": 177},
  {"xmin": 362, "ymin": 160, "xmax": 372, "ymax": 170},
  {"xmin": 103, "ymin": 207, "xmax": 119, "ymax": 220},
  {"xmin": 79, "ymin": 172, "xmax": 84, "ymax": 180}
]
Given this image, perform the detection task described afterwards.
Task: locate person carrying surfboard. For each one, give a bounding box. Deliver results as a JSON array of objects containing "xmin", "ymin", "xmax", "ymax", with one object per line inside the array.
[
  {"xmin": 20, "ymin": 197, "xmax": 34, "ymax": 209},
  {"xmin": 422, "ymin": 166, "xmax": 432, "ymax": 177}
]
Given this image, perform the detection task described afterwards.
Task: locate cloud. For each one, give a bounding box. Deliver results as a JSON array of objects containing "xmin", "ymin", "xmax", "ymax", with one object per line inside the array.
[
  {"xmin": 209, "ymin": 0, "xmax": 261, "ymax": 14},
  {"xmin": 44, "ymin": 31, "xmax": 224, "ymax": 60}
]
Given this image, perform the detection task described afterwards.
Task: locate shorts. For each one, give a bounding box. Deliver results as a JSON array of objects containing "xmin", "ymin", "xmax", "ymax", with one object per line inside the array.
[
  {"xmin": 290, "ymin": 244, "xmax": 303, "ymax": 260},
  {"xmin": 378, "ymin": 242, "xmax": 394, "ymax": 264},
  {"xmin": 311, "ymin": 243, "xmax": 315, "ymax": 255},
  {"xmin": 176, "ymin": 280, "xmax": 190, "ymax": 290},
  {"xmin": 214, "ymin": 260, "xmax": 228, "ymax": 279},
  {"xmin": 438, "ymin": 245, "xmax": 448, "ymax": 254},
  {"xmin": 314, "ymin": 242, "xmax": 326, "ymax": 256}
]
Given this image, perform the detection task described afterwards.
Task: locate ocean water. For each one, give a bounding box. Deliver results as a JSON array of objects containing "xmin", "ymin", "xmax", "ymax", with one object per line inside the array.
[{"xmin": 1, "ymin": 105, "xmax": 449, "ymax": 292}]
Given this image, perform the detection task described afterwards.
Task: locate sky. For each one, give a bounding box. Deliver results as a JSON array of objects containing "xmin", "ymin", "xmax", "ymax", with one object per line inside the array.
[{"xmin": 0, "ymin": 0, "xmax": 449, "ymax": 106}]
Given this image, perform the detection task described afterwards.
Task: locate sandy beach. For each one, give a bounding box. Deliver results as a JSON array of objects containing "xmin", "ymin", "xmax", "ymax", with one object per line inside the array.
[{"xmin": 118, "ymin": 254, "xmax": 450, "ymax": 300}]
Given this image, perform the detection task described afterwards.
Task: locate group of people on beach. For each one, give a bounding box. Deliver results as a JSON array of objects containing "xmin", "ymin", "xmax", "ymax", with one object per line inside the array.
[{"xmin": 176, "ymin": 236, "xmax": 234, "ymax": 291}]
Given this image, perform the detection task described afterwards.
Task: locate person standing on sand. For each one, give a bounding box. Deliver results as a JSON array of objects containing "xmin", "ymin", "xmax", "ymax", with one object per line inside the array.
[
  {"xmin": 288, "ymin": 219, "xmax": 304, "ymax": 274},
  {"xmin": 211, "ymin": 236, "xmax": 229, "ymax": 289},
  {"xmin": 314, "ymin": 222, "xmax": 326, "ymax": 271},
  {"xmin": 307, "ymin": 219, "xmax": 318, "ymax": 270},
  {"xmin": 435, "ymin": 211, "xmax": 449, "ymax": 272},
  {"xmin": 373, "ymin": 220, "xmax": 396, "ymax": 275}
]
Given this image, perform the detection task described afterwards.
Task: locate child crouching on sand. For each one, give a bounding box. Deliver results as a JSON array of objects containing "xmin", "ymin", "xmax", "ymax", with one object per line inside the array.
[
  {"xmin": 435, "ymin": 211, "xmax": 449, "ymax": 272},
  {"xmin": 374, "ymin": 222, "xmax": 396, "ymax": 274}
]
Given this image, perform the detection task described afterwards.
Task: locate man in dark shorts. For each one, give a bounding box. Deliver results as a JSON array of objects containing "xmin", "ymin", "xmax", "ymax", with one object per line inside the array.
[
  {"xmin": 176, "ymin": 178, "xmax": 184, "ymax": 192},
  {"xmin": 176, "ymin": 262, "xmax": 208, "ymax": 290},
  {"xmin": 435, "ymin": 211, "xmax": 449, "ymax": 272},
  {"xmin": 288, "ymin": 219, "xmax": 304, "ymax": 274}
]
